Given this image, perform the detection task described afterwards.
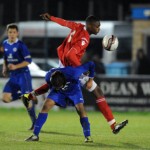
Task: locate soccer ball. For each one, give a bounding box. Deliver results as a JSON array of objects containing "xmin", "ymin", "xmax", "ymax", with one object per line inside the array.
[{"xmin": 102, "ymin": 35, "xmax": 119, "ymax": 51}]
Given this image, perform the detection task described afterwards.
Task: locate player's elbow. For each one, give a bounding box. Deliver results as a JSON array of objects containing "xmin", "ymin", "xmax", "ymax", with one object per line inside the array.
[{"xmin": 65, "ymin": 50, "xmax": 75, "ymax": 61}]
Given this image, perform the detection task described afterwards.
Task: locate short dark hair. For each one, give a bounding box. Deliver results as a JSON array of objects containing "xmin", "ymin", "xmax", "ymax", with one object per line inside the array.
[
  {"xmin": 85, "ymin": 15, "xmax": 100, "ymax": 23},
  {"xmin": 7, "ymin": 24, "xmax": 18, "ymax": 31},
  {"xmin": 50, "ymin": 71, "xmax": 66, "ymax": 89}
]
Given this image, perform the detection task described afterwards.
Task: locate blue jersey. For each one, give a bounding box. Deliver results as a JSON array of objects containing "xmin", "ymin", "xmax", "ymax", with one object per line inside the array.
[
  {"xmin": 45, "ymin": 61, "xmax": 95, "ymax": 95},
  {"xmin": 2, "ymin": 39, "xmax": 32, "ymax": 75}
]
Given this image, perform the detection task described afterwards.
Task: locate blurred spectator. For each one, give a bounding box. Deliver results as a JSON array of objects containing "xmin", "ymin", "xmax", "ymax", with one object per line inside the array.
[
  {"xmin": 82, "ymin": 52, "xmax": 105, "ymax": 75},
  {"xmin": 0, "ymin": 45, "xmax": 4, "ymax": 53},
  {"xmin": 0, "ymin": 45, "xmax": 4, "ymax": 58},
  {"xmin": 92, "ymin": 54, "xmax": 105, "ymax": 74},
  {"xmin": 135, "ymin": 48, "xmax": 150, "ymax": 75}
]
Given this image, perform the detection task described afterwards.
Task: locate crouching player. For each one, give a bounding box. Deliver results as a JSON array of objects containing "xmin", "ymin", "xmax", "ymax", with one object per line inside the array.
[{"xmin": 24, "ymin": 61, "xmax": 96, "ymax": 142}]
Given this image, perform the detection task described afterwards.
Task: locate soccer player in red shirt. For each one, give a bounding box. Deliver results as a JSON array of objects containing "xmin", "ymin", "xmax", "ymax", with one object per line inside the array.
[{"xmin": 27, "ymin": 13, "xmax": 128, "ymax": 134}]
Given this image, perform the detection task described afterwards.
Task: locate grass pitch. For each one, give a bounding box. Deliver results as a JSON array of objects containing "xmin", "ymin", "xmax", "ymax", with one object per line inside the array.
[{"xmin": 0, "ymin": 108, "xmax": 150, "ymax": 150}]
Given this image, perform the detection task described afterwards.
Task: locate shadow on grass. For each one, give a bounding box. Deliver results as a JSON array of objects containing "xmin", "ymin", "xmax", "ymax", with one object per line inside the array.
[
  {"xmin": 41, "ymin": 130, "xmax": 80, "ymax": 137},
  {"xmin": 41, "ymin": 141, "xmax": 149, "ymax": 150},
  {"xmin": 41, "ymin": 141, "xmax": 124, "ymax": 149},
  {"xmin": 122, "ymin": 142, "xmax": 150, "ymax": 150},
  {"xmin": 40, "ymin": 138, "xmax": 147, "ymax": 149}
]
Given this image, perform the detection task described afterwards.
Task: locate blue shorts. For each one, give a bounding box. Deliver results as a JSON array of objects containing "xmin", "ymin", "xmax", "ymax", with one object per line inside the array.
[
  {"xmin": 47, "ymin": 88, "xmax": 84, "ymax": 108},
  {"xmin": 3, "ymin": 72, "xmax": 32, "ymax": 95}
]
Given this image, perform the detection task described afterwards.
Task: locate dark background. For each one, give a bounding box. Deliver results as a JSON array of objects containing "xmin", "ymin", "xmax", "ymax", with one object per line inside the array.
[{"xmin": 0, "ymin": 0, "xmax": 150, "ymax": 25}]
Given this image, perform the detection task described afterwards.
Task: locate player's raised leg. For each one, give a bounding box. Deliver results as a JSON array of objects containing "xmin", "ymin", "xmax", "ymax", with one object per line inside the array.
[
  {"xmin": 80, "ymin": 76, "xmax": 128, "ymax": 134},
  {"xmin": 90, "ymin": 83, "xmax": 128, "ymax": 134}
]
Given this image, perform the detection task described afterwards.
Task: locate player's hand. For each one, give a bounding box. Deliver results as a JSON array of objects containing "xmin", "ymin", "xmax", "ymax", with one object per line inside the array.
[
  {"xmin": 40, "ymin": 13, "xmax": 51, "ymax": 21},
  {"xmin": 2, "ymin": 67, "xmax": 7, "ymax": 77},
  {"xmin": 86, "ymin": 78, "xmax": 93, "ymax": 90},
  {"xmin": 28, "ymin": 92, "xmax": 38, "ymax": 104},
  {"xmin": 7, "ymin": 64, "xmax": 17, "ymax": 70}
]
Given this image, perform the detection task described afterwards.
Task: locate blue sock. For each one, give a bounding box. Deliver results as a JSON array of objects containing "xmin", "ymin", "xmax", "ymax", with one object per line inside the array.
[
  {"xmin": 27, "ymin": 101, "xmax": 37, "ymax": 125},
  {"xmin": 33, "ymin": 113, "xmax": 48, "ymax": 136},
  {"xmin": 11, "ymin": 92, "xmax": 21, "ymax": 101},
  {"xmin": 80, "ymin": 117, "xmax": 91, "ymax": 137}
]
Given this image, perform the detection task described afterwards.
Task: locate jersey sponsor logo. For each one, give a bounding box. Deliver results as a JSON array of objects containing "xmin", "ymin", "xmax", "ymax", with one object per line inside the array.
[
  {"xmin": 8, "ymin": 53, "xmax": 13, "ymax": 59},
  {"xmin": 7, "ymin": 58, "xmax": 18, "ymax": 62},
  {"xmin": 13, "ymin": 47, "xmax": 17, "ymax": 52}
]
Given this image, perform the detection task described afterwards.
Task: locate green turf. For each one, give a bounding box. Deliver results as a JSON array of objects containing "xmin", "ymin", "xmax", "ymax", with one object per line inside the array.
[{"xmin": 0, "ymin": 108, "xmax": 150, "ymax": 150}]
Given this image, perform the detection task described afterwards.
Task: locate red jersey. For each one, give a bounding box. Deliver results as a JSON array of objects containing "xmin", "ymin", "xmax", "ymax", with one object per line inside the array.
[{"xmin": 50, "ymin": 16, "xmax": 90, "ymax": 67}]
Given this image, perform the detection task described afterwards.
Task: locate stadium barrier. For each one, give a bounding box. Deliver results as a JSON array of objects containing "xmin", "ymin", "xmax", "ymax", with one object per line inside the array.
[
  {"xmin": 82, "ymin": 75, "xmax": 150, "ymax": 111},
  {"xmin": 0, "ymin": 76, "xmax": 150, "ymax": 111}
]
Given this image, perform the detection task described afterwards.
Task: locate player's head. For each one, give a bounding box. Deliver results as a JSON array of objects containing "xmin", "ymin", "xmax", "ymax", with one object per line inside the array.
[
  {"xmin": 50, "ymin": 71, "xmax": 66, "ymax": 90},
  {"xmin": 7, "ymin": 24, "xmax": 19, "ymax": 43},
  {"xmin": 85, "ymin": 15, "xmax": 100, "ymax": 35}
]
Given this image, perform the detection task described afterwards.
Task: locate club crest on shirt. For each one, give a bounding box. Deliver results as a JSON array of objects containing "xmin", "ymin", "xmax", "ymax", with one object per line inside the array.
[
  {"xmin": 81, "ymin": 40, "xmax": 86, "ymax": 46},
  {"xmin": 5, "ymin": 48, "xmax": 8, "ymax": 51},
  {"xmin": 62, "ymin": 82, "xmax": 70, "ymax": 91},
  {"xmin": 13, "ymin": 47, "xmax": 17, "ymax": 52}
]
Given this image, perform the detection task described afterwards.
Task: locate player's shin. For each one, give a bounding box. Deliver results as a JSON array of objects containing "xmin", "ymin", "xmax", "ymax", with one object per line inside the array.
[
  {"xmin": 96, "ymin": 96, "xmax": 116, "ymax": 129},
  {"xmin": 27, "ymin": 101, "xmax": 37, "ymax": 130},
  {"xmin": 80, "ymin": 117, "xmax": 90, "ymax": 137},
  {"xmin": 33, "ymin": 113, "xmax": 48, "ymax": 136},
  {"xmin": 92, "ymin": 86, "xmax": 116, "ymax": 130}
]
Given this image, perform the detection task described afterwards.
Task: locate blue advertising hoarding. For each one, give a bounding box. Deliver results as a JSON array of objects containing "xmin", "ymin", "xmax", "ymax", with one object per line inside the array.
[{"xmin": 132, "ymin": 7, "xmax": 150, "ymax": 19}]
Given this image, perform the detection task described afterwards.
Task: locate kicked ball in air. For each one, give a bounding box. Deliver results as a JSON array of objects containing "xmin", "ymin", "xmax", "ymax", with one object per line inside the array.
[{"xmin": 102, "ymin": 35, "xmax": 119, "ymax": 51}]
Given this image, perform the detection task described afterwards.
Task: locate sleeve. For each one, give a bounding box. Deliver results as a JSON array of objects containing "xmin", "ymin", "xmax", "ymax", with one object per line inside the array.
[
  {"xmin": 50, "ymin": 16, "xmax": 80, "ymax": 30},
  {"xmin": 65, "ymin": 38, "xmax": 89, "ymax": 66},
  {"xmin": 34, "ymin": 83, "xmax": 49, "ymax": 96},
  {"xmin": 19, "ymin": 42, "xmax": 32, "ymax": 63},
  {"xmin": 45, "ymin": 71, "xmax": 52, "ymax": 84},
  {"xmin": 71, "ymin": 61, "xmax": 95, "ymax": 79}
]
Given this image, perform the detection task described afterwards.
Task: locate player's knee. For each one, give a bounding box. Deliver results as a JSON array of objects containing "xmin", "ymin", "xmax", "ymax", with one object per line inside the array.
[
  {"xmin": 2, "ymin": 93, "xmax": 12, "ymax": 103},
  {"xmin": 2, "ymin": 94, "xmax": 12, "ymax": 103},
  {"xmin": 86, "ymin": 81, "xmax": 97, "ymax": 92},
  {"xmin": 78, "ymin": 110, "xmax": 87, "ymax": 118},
  {"xmin": 2, "ymin": 97, "xmax": 11, "ymax": 103},
  {"xmin": 41, "ymin": 105, "xmax": 49, "ymax": 112},
  {"xmin": 41, "ymin": 99, "xmax": 55, "ymax": 113},
  {"xmin": 76, "ymin": 105, "xmax": 87, "ymax": 118},
  {"xmin": 92, "ymin": 85, "xmax": 104, "ymax": 97}
]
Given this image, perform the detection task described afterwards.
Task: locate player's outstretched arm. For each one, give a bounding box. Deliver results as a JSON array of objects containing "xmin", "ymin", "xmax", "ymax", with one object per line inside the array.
[
  {"xmin": 40, "ymin": 12, "xmax": 79, "ymax": 29},
  {"xmin": 65, "ymin": 39, "xmax": 89, "ymax": 66}
]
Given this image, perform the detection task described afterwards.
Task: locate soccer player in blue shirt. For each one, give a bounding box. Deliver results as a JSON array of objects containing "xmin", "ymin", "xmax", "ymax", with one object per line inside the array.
[
  {"xmin": 2, "ymin": 24, "xmax": 36, "ymax": 130},
  {"xmin": 24, "ymin": 61, "xmax": 95, "ymax": 142}
]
